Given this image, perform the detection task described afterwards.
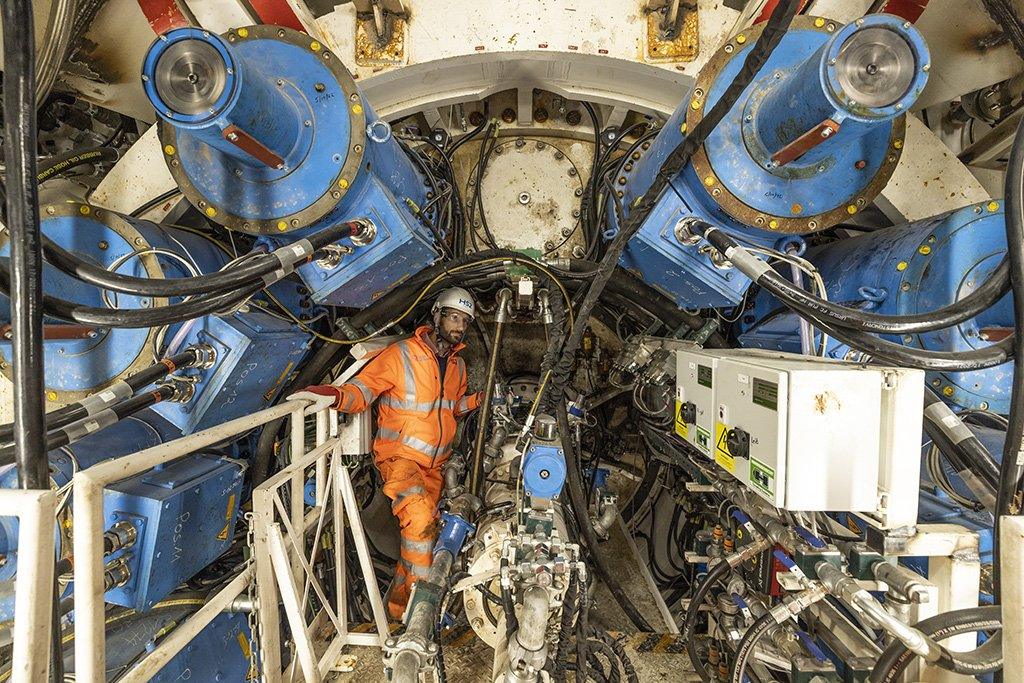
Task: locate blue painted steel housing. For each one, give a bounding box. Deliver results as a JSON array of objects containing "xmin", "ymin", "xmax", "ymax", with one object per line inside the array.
[
  {"xmin": 0, "ymin": 410, "xmax": 183, "ymax": 621},
  {"xmin": 523, "ymin": 443, "xmax": 567, "ymax": 500},
  {"xmin": 153, "ymin": 308, "xmax": 312, "ymax": 434},
  {"xmin": 144, "ymin": 26, "xmax": 438, "ymax": 308},
  {"xmin": 149, "ymin": 613, "xmax": 254, "ymax": 682},
  {"xmin": 738, "ymin": 201, "xmax": 1012, "ymax": 412},
  {"xmin": 0, "ymin": 204, "xmax": 227, "ymax": 406},
  {"xmin": 104, "ymin": 454, "xmax": 244, "ymax": 611},
  {"xmin": 611, "ymin": 14, "xmax": 927, "ymax": 309}
]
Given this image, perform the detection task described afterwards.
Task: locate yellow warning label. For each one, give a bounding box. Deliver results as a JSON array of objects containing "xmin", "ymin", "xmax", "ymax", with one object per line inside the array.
[
  {"xmin": 714, "ymin": 422, "xmax": 735, "ymax": 472},
  {"xmin": 237, "ymin": 632, "xmax": 252, "ymax": 659},
  {"xmin": 674, "ymin": 400, "xmax": 689, "ymax": 439},
  {"xmin": 217, "ymin": 493, "xmax": 236, "ymax": 541},
  {"xmin": 238, "ymin": 633, "xmax": 260, "ymax": 679}
]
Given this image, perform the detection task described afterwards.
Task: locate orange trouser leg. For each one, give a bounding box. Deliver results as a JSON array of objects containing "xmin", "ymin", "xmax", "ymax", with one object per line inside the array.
[{"xmin": 377, "ymin": 455, "xmax": 444, "ymax": 620}]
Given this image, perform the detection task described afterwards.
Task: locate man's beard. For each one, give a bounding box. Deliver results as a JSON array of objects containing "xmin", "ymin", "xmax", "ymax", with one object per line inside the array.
[{"xmin": 440, "ymin": 328, "xmax": 462, "ymax": 345}]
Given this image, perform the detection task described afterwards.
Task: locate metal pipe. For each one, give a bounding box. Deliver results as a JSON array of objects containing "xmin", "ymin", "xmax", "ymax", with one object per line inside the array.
[
  {"xmin": 3, "ymin": 0, "xmax": 48, "ymax": 492},
  {"xmin": 390, "ymin": 549, "xmax": 454, "ymax": 683},
  {"xmin": 517, "ymin": 586, "xmax": 551, "ymax": 651},
  {"xmin": 816, "ymin": 562, "xmax": 943, "ymax": 663},
  {"xmin": 470, "ymin": 289, "xmax": 512, "ymax": 497},
  {"xmin": 504, "ymin": 586, "xmax": 551, "ymax": 683},
  {"xmin": 664, "ymin": 0, "xmax": 681, "ymax": 31},
  {"xmin": 592, "ymin": 498, "xmax": 619, "ymax": 538},
  {"xmin": 872, "ymin": 561, "xmax": 931, "ymax": 604}
]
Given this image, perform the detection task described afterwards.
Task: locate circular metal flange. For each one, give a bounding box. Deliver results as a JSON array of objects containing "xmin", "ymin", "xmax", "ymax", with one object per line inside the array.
[
  {"xmin": 0, "ymin": 203, "xmax": 164, "ymax": 405},
  {"xmin": 475, "ymin": 138, "xmax": 585, "ymax": 256},
  {"xmin": 157, "ymin": 25, "xmax": 367, "ymax": 235},
  {"xmin": 686, "ymin": 16, "xmax": 906, "ymax": 235},
  {"xmin": 462, "ymin": 516, "xmax": 513, "ymax": 648},
  {"xmin": 895, "ymin": 200, "xmax": 1011, "ymax": 411},
  {"xmin": 143, "ymin": 28, "xmax": 238, "ymax": 126}
]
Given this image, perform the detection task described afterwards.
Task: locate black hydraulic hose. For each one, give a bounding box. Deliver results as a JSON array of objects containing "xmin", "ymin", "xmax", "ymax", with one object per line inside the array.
[
  {"xmin": 3, "ymin": 0, "xmax": 49, "ymax": 492},
  {"xmin": 622, "ymin": 459, "xmax": 662, "ymax": 526},
  {"xmin": 695, "ymin": 225, "xmax": 1017, "ymax": 372},
  {"xmin": 446, "ymin": 116, "xmax": 488, "ymax": 157},
  {"xmin": 2, "ymin": 17, "xmax": 63, "ymax": 671},
  {"xmin": 556, "ymin": 401, "xmax": 653, "ymax": 632},
  {"xmin": 869, "ymin": 606, "xmax": 1003, "ymax": 683},
  {"xmin": 0, "ymin": 348, "xmax": 201, "ymax": 442},
  {"xmin": 0, "ymin": 264, "xmax": 263, "ymax": 328},
  {"xmin": 803, "ymin": 304, "xmax": 1013, "ymax": 371},
  {"xmin": 129, "ymin": 189, "xmax": 181, "ymax": 218},
  {"xmin": 683, "ymin": 556, "xmax": 733, "ymax": 683},
  {"xmin": 922, "ymin": 388, "xmax": 1001, "ymax": 495},
  {"xmin": 0, "ymin": 385, "xmax": 176, "ymax": 466},
  {"xmin": 729, "ymin": 610, "xmax": 777, "ymax": 683},
  {"xmin": 543, "ymin": 0, "xmax": 800, "ymax": 407},
  {"xmin": 757, "ymin": 259, "xmax": 1009, "ymax": 335},
  {"xmin": 250, "ymin": 339, "xmax": 351, "ymax": 486},
  {"xmin": 36, "ymin": 146, "xmax": 119, "ymax": 183},
  {"xmin": 995, "ymin": 113, "xmax": 1024, "ymax": 598},
  {"xmin": 39, "ymin": 222, "xmax": 363, "ymax": 298}
]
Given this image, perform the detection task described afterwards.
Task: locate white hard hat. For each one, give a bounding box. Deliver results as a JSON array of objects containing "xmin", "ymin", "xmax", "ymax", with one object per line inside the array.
[{"xmin": 432, "ymin": 286, "xmax": 475, "ymax": 319}]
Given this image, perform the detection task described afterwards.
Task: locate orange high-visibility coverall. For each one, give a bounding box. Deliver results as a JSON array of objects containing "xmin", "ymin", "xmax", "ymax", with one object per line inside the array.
[{"xmin": 328, "ymin": 326, "xmax": 480, "ymax": 618}]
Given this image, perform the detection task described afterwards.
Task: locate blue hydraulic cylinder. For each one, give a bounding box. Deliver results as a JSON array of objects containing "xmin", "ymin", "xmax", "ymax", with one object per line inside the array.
[
  {"xmin": 0, "ymin": 202, "xmax": 227, "ymax": 410},
  {"xmin": 143, "ymin": 26, "xmax": 438, "ymax": 307},
  {"xmin": 611, "ymin": 14, "xmax": 929, "ymax": 309},
  {"xmin": 738, "ymin": 201, "xmax": 1012, "ymax": 412}
]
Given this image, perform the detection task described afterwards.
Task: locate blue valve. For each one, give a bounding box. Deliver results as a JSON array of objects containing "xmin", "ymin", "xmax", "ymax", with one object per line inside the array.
[{"xmin": 434, "ymin": 512, "xmax": 475, "ymax": 558}]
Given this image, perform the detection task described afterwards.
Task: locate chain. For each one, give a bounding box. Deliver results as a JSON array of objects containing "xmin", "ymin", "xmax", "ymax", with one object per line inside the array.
[{"xmin": 244, "ymin": 511, "xmax": 263, "ymax": 681}]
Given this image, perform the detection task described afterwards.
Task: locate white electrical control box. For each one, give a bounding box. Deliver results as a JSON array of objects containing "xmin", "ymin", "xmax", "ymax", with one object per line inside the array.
[
  {"xmin": 674, "ymin": 349, "xmax": 923, "ymax": 528},
  {"xmin": 675, "ymin": 348, "xmax": 733, "ymax": 459}
]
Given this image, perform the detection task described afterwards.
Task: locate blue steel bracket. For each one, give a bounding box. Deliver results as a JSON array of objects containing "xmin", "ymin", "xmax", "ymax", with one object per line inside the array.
[{"xmin": 434, "ymin": 512, "xmax": 475, "ymax": 557}]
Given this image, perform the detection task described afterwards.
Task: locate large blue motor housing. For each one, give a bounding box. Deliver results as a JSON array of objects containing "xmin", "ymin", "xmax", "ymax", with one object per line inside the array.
[
  {"xmin": 611, "ymin": 14, "xmax": 929, "ymax": 309},
  {"xmin": 153, "ymin": 308, "xmax": 312, "ymax": 434},
  {"xmin": 143, "ymin": 26, "xmax": 438, "ymax": 307},
  {"xmin": 738, "ymin": 201, "xmax": 1012, "ymax": 412},
  {"xmin": 0, "ymin": 202, "xmax": 226, "ymax": 414},
  {"xmin": 0, "ymin": 202, "xmax": 313, "ymax": 433},
  {"xmin": 0, "ymin": 411, "xmax": 244, "ymax": 619}
]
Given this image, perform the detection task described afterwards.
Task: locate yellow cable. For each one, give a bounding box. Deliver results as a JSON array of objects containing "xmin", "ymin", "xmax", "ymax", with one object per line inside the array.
[{"xmin": 262, "ymin": 256, "xmax": 574, "ymax": 345}]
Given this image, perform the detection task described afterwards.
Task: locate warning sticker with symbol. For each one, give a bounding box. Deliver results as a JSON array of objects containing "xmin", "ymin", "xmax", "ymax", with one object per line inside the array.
[
  {"xmin": 714, "ymin": 422, "xmax": 735, "ymax": 472},
  {"xmin": 674, "ymin": 400, "xmax": 689, "ymax": 439}
]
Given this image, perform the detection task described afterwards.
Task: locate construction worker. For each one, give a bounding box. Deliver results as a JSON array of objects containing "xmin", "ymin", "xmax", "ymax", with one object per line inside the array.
[{"xmin": 288, "ymin": 287, "xmax": 481, "ymax": 619}]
